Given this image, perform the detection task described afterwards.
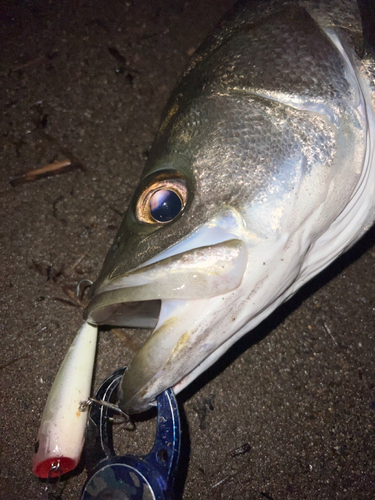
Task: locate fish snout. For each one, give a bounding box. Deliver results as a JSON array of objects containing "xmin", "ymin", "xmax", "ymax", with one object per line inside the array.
[{"xmin": 84, "ymin": 239, "xmax": 247, "ymax": 327}]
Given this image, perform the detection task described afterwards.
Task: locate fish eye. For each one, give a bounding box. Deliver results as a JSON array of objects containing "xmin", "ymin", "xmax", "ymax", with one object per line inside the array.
[
  {"xmin": 135, "ymin": 177, "xmax": 187, "ymax": 224},
  {"xmin": 149, "ymin": 189, "xmax": 182, "ymax": 222}
]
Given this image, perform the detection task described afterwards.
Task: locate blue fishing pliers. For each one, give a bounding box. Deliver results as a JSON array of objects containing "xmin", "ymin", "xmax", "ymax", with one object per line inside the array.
[{"xmin": 80, "ymin": 367, "xmax": 181, "ymax": 500}]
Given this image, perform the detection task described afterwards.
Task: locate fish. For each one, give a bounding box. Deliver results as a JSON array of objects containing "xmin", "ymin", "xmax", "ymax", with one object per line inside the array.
[{"xmin": 84, "ymin": 0, "xmax": 375, "ymax": 414}]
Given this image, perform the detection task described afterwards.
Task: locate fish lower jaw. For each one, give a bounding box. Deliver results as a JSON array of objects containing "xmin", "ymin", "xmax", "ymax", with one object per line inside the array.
[{"xmin": 118, "ymin": 298, "xmax": 213, "ymax": 413}]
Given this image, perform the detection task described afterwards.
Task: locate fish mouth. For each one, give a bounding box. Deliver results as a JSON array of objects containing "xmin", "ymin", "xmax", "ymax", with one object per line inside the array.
[
  {"xmin": 85, "ymin": 238, "xmax": 246, "ymax": 327},
  {"xmin": 84, "ymin": 212, "xmax": 248, "ymax": 413}
]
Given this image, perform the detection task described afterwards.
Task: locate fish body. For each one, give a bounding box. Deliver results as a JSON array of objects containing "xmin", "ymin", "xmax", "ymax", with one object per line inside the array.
[{"xmin": 85, "ymin": 0, "xmax": 375, "ymax": 413}]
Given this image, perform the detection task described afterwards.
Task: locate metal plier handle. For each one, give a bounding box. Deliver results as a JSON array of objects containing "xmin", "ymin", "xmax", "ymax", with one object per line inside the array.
[{"xmin": 80, "ymin": 367, "xmax": 181, "ymax": 500}]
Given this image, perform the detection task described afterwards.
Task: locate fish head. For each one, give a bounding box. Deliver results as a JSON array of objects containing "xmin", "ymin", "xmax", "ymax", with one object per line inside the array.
[
  {"xmin": 84, "ymin": 3, "xmax": 373, "ymax": 413},
  {"xmin": 84, "ymin": 93, "xmax": 341, "ymax": 414},
  {"xmin": 84, "ymin": 93, "xmax": 260, "ymax": 412}
]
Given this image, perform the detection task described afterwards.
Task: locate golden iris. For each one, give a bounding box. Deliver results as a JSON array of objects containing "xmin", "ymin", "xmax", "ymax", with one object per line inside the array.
[{"xmin": 135, "ymin": 178, "xmax": 187, "ymax": 224}]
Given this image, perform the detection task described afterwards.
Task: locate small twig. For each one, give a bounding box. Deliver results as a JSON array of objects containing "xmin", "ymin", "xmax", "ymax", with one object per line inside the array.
[
  {"xmin": 10, "ymin": 160, "xmax": 81, "ymax": 186},
  {"xmin": 212, "ymin": 463, "xmax": 249, "ymax": 489},
  {"xmin": 0, "ymin": 354, "xmax": 30, "ymax": 371},
  {"xmin": 12, "ymin": 55, "xmax": 46, "ymax": 72},
  {"xmin": 61, "ymin": 283, "xmax": 86, "ymax": 308},
  {"xmin": 68, "ymin": 252, "xmax": 89, "ymax": 274},
  {"xmin": 12, "ymin": 52, "xmax": 58, "ymax": 73},
  {"xmin": 323, "ymin": 322, "xmax": 338, "ymax": 346},
  {"xmin": 51, "ymin": 297, "xmax": 81, "ymax": 308}
]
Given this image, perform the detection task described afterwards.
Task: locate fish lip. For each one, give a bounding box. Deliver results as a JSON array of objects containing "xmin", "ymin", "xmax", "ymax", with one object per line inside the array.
[
  {"xmin": 84, "ymin": 238, "xmax": 248, "ymax": 327},
  {"xmin": 96, "ymin": 237, "xmax": 246, "ymax": 295}
]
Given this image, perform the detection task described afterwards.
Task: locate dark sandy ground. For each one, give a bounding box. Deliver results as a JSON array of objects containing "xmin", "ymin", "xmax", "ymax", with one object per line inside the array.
[{"xmin": 1, "ymin": 1, "xmax": 374, "ymax": 499}]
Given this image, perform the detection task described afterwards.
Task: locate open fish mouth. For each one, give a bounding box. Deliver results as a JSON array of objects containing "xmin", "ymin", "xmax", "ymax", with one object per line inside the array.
[
  {"xmin": 85, "ymin": 239, "xmax": 247, "ymax": 327},
  {"xmin": 84, "ymin": 214, "xmax": 249, "ymax": 413}
]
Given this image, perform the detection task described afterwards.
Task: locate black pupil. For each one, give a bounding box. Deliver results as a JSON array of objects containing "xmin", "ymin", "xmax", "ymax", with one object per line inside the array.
[{"xmin": 150, "ymin": 189, "xmax": 182, "ymax": 222}]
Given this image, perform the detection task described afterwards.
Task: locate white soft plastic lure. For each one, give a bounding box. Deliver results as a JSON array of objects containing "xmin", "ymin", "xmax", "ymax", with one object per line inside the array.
[{"xmin": 33, "ymin": 322, "xmax": 97, "ymax": 478}]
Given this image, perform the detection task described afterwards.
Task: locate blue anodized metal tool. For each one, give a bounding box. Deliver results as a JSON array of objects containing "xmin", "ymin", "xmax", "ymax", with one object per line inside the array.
[{"xmin": 80, "ymin": 367, "xmax": 181, "ymax": 500}]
